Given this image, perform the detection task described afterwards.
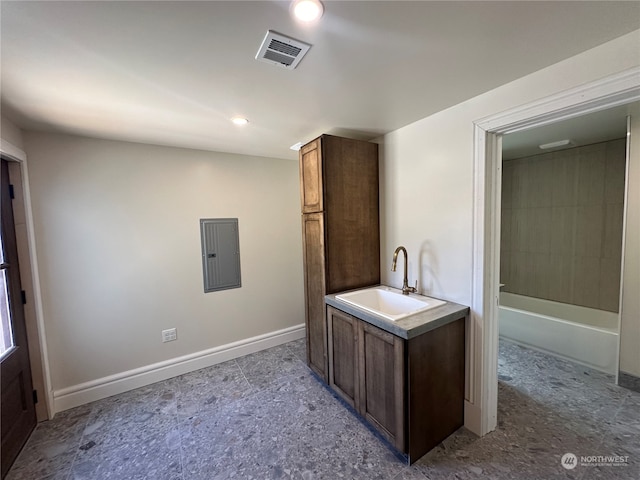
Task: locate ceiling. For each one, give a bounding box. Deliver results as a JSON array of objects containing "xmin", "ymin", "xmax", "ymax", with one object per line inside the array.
[
  {"xmin": 2, "ymin": 1, "xmax": 639, "ymax": 161},
  {"xmin": 502, "ymin": 102, "xmax": 638, "ymax": 160}
]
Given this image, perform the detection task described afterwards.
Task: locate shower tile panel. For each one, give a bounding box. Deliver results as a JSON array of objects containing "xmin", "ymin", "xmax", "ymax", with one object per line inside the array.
[
  {"xmin": 572, "ymin": 257, "xmax": 602, "ymax": 309},
  {"xmin": 603, "ymin": 203, "xmax": 624, "ymax": 261},
  {"xmin": 546, "ymin": 254, "xmax": 573, "ymax": 303},
  {"xmin": 531, "ymin": 253, "xmax": 552, "ymax": 299},
  {"xmin": 576, "ymin": 145, "xmax": 606, "ymax": 206},
  {"xmin": 604, "ymin": 140, "xmax": 627, "ymax": 204},
  {"xmin": 531, "ymin": 207, "xmax": 552, "ymax": 254},
  {"xmin": 600, "ymin": 259, "xmax": 622, "ymax": 312},
  {"xmin": 575, "ymin": 205, "xmax": 604, "ymax": 258},
  {"xmin": 501, "ymin": 138, "xmax": 625, "ymax": 311},
  {"xmin": 502, "ymin": 163, "xmax": 514, "ymax": 209},
  {"xmin": 501, "ymin": 208, "xmax": 512, "ymax": 253},
  {"xmin": 551, "ymin": 153, "xmax": 578, "ymax": 207},
  {"xmin": 549, "ymin": 207, "xmax": 575, "ymax": 254}
]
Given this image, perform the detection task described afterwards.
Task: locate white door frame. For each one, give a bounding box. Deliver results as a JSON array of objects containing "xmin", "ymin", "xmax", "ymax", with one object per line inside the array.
[
  {"xmin": 0, "ymin": 140, "xmax": 54, "ymax": 420},
  {"xmin": 469, "ymin": 66, "xmax": 640, "ymax": 436}
]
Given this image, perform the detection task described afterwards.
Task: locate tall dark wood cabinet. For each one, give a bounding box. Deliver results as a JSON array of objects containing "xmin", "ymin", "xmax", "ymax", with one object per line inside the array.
[{"xmin": 299, "ymin": 135, "xmax": 380, "ymax": 381}]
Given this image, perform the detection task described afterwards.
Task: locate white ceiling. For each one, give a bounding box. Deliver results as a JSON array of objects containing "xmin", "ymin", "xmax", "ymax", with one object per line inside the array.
[
  {"xmin": 502, "ymin": 102, "xmax": 638, "ymax": 160},
  {"xmin": 2, "ymin": 1, "xmax": 639, "ymax": 161}
]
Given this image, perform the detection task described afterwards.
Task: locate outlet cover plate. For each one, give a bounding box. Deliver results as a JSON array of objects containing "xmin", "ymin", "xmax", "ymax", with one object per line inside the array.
[{"xmin": 162, "ymin": 328, "xmax": 177, "ymax": 343}]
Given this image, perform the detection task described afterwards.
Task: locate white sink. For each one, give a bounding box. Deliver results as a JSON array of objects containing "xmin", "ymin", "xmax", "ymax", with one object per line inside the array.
[{"xmin": 335, "ymin": 286, "xmax": 446, "ymax": 321}]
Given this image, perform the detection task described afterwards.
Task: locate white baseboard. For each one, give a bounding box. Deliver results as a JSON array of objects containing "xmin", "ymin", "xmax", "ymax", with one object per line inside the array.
[
  {"xmin": 464, "ymin": 400, "xmax": 483, "ymax": 437},
  {"xmin": 52, "ymin": 324, "xmax": 305, "ymax": 415}
]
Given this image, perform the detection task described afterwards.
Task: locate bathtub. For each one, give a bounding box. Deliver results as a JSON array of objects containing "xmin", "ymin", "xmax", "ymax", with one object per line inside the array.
[{"xmin": 499, "ymin": 292, "xmax": 619, "ymax": 374}]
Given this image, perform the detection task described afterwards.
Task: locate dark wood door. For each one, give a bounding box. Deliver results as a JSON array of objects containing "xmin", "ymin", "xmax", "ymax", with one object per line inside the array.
[
  {"xmin": 299, "ymin": 138, "xmax": 323, "ymax": 214},
  {"xmin": 322, "ymin": 135, "xmax": 380, "ymax": 294},
  {"xmin": 301, "ymin": 213, "xmax": 327, "ymax": 381},
  {"xmin": 327, "ymin": 306, "xmax": 359, "ymax": 409},
  {"xmin": 0, "ymin": 158, "xmax": 36, "ymax": 479},
  {"xmin": 358, "ymin": 321, "xmax": 405, "ymax": 452}
]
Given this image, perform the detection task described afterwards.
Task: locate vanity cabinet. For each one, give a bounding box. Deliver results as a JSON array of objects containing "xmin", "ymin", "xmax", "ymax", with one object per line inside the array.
[
  {"xmin": 326, "ymin": 305, "xmax": 466, "ymax": 464},
  {"xmin": 300, "ymin": 135, "xmax": 379, "ymax": 381},
  {"xmin": 327, "ymin": 306, "xmax": 404, "ymax": 451}
]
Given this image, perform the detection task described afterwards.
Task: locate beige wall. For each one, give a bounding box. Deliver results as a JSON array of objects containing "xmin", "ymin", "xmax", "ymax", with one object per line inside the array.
[
  {"xmin": 23, "ymin": 132, "xmax": 304, "ymax": 391},
  {"xmin": 620, "ymin": 108, "xmax": 640, "ymax": 378},
  {"xmin": 501, "ymin": 139, "xmax": 626, "ymax": 312}
]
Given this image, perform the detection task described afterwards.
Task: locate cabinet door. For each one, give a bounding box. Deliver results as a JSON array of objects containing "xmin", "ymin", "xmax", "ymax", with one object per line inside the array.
[
  {"xmin": 358, "ymin": 322, "xmax": 405, "ymax": 452},
  {"xmin": 299, "ymin": 138, "xmax": 323, "ymax": 214},
  {"xmin": 323, "ymin": 135, "xmax": 380, "ymax": 293},
  {"xmin": 327, "ymin": 307, "xmax": 359, "ymax": 409},
  {"xmin": 302, "ymin": 213, "xmax": 327, "ymax": 381}
]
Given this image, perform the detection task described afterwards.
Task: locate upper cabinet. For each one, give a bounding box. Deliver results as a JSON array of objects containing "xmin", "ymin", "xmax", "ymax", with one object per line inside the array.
[
  {"xmin": 300, "ymin": 139, "xmax": 323, "ymax": 214},
  {"xmin": 299, "ymin": 134, "xmax": 380, "ymax": 293}
]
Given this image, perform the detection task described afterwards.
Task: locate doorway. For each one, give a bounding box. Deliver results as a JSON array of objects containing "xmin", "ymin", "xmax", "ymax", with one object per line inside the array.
[
  {"xmin": 471, "ymin": 66, "xmax": 640, "ymax": 436},
  {"xmin": 498, "ymin": 106, "xmax": 630, "ymax": 375},
  {"xmin": 0, "ymin": 157, "xmax": 36, "ymax": 479}
]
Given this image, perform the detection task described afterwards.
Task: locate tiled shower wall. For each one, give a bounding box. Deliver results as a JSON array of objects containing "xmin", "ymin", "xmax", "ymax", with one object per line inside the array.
[{"xmin": 500, "ymin": 138, "xmax": 626, "ymax": 312}]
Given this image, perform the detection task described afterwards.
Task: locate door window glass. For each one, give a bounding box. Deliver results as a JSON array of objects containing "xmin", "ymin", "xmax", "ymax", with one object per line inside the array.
[{"xmin": 0, "ymin": 232, "xmax": 15, "ymax": 358}]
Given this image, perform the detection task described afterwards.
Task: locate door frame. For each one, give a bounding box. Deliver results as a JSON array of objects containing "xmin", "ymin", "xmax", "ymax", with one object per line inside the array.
[
  {"xmin": 470, "ymin": 66, "xmax": 640, "ymax": 436},
  {"xmin": 0, "ymin": 140, "xmax": 52, "ymax": 420}
]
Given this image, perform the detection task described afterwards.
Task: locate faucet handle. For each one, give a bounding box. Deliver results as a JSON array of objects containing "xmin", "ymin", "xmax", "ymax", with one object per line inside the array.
[{"xmin": 404, "ymin": 280, "xmax": 417, "ymax": 295}]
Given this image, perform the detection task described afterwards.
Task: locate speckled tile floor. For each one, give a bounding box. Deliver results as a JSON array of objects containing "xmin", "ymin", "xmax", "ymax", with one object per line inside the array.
[{"xmin": 7, "ymin": 339, "xmax": 639, "ymax": 480}]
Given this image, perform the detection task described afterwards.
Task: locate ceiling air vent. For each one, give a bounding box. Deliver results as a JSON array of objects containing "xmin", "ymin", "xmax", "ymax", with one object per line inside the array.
[{"xmin": 255, "ymin": 30, "xmax": 311, "ymax": 70}]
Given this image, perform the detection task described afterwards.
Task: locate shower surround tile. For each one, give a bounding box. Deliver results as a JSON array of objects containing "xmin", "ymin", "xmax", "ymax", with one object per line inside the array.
[
  {"xmin": 7, "ymin": 340, "xmax": 640, "ymax": 480},
  {"xmin": 500, "ymin": 138, "xmax": 626, "ymax": 311}
]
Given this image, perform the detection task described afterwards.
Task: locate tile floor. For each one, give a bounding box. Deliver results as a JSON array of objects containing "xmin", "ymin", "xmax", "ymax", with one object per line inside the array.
[{"xmin": 6, "ymin": 340, "xmax": 639, "ymax": 480}]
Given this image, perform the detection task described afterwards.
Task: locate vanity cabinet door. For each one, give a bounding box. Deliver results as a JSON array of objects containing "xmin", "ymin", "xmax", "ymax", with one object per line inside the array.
[
  {"xmin": 327, "ymin": 306, "xmax": 359, "ymax": 409},
  {"xmin": 358, "ymin": 321, "xmax": 405, "ymax": 452}
]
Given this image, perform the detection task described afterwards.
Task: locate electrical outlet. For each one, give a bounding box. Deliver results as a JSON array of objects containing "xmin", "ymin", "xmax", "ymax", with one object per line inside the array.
[{"xmin": 162, "ymin": 328, "xmax": 177, "ymax": 343}]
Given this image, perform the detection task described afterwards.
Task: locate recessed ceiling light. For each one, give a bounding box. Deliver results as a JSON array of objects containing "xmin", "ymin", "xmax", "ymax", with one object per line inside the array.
[
  {"xmin": 231, "ymin": 117, "xmax": 249, "ymax": 126},
  {"xmin": 291, "ymin": 0, "xmax": 324, "ymax": 22},
  {"xmin": 539, "ymin": 139, "xmax": 572, "ymax": 149}
]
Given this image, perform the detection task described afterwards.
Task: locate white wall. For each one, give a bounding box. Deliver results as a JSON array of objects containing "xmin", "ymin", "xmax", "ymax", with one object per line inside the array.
[
  {"xmin": 379, "ymin": 29, "xmax": 640, "ymax": 408},
  {"xmin": 23, "ymin": 132, "xmax": 304, "ymax": 397},
  {"xmin": 620, "ymin": 106, "xmax": 640, "ymax": 378}
]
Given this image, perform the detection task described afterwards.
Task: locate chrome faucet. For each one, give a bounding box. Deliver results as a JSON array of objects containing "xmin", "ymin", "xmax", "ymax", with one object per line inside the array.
[{"xmin": 391, "ymin": 246, "xmax": 417, "ymax": 295}]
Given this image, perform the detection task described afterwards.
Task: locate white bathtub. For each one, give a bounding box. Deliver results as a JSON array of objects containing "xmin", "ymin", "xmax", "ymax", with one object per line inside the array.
[{"xmin": 499, "ymin": 292, "xmax": 619, "ymax": 374}]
